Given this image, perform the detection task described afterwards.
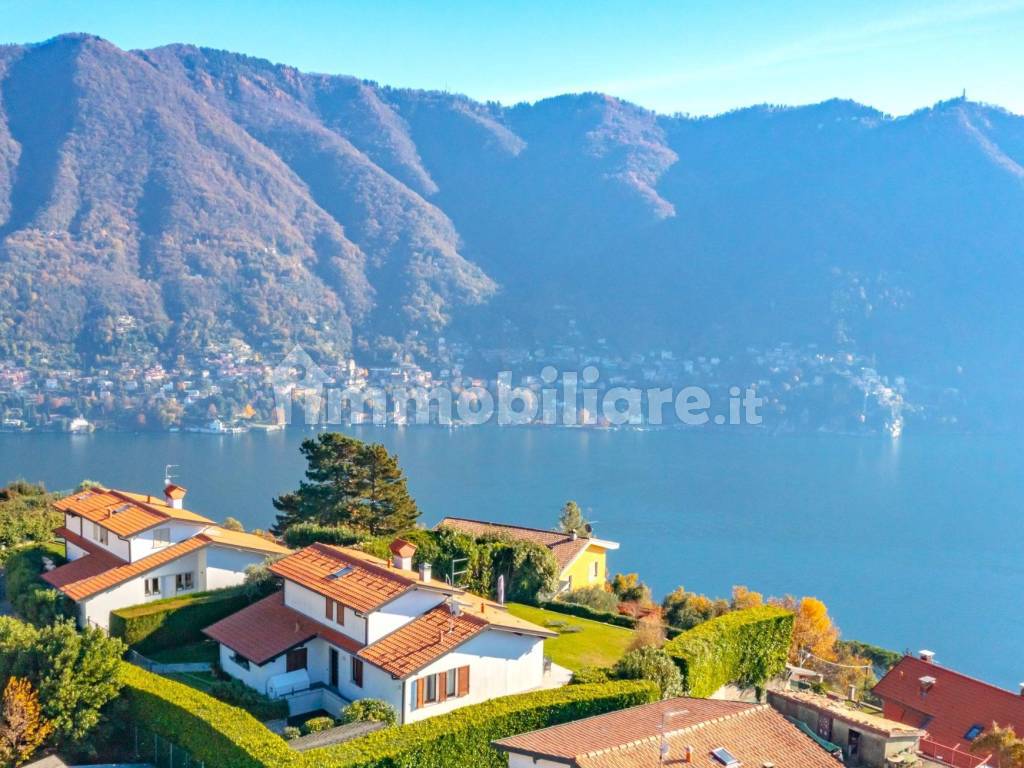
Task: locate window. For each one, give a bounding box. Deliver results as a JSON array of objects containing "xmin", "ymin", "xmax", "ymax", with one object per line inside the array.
[
  {"xmin": 175, "ymin": 572, "xmax": 194, "ymax": 592},
  {"xmin": 425, "ymin": 673, "xmax": 438, "ymax": 703},
  {"xmin": 92, "ymin": 522, "xmax": 108, "ymax": 545},
  {"xmin": 152, "ymin": 528, "xmax": 171, "ymax": 547},
  {"xmin": 592, "ymin": 560, "xmax": 599, "ymax": 579},
  {"xmin": 711, "ymin": 747, "xmax": 740, "ymax": 767},
  {"xmin": 324, "ymin": 599, "xmax": 344, "ymax": 625},
  {"xmin": 144, "ymin": 577, "xmax": 160, "ymax": 596},
  {"xmin": 965, "ymin": 725, "xmax": 985, "ymax": 741},
  {"xmin": 446, "ymin": 669, "xmax": 457, "ymax": 698},
  {"xmin": 351, "ymin": 658, "xmax": 364, "ymax": 688},
  {"xmin": 231, "ymin": 652, "xmax": 250, "ymax": 670}
]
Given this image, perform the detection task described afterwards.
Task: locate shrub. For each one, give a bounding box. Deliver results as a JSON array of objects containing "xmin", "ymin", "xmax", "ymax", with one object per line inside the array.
[
  {"xmin": 304, "ymin": 680, "xmax": 658, "ymax": 767},
  {"xmin": 2, "ymin": 543, "xmax": 70, "ymax": 626},
  {"xmin": 570, "ymin": 666, "xmax": 611, "ymax": 685},
  {"xmin": 612, "ymin": 647, "xmax": 683, "ymax": 699},
  {"xmin": 341, "ymin": 699, "xmax": 397, "ymax": 726},
  {"xmin": 301, "ymin": 716, "xmax": 336, "ymax": 735},
  {"xmin": 282, "ymin": 726, "xmax": 301, "ymax": 740},
  {"xmin": 208, "ymin": 678, "xmax": 289, "ymax": 721},
  {"xmin": 610, "ymin": 573, "xmax": 651, "ymax": 604},
  {"xmin": 0, "ymin": 482, "xmax": 62, "ymax": 550},
  {"xmin": 282, "ymin": 522, "xmax": 361, "ymax": 549},
  {"xmin": 557, "ymin": 585, "xmax": 619, "ymax": 613},
  {"xmin": 628, "ymin": 615, "xmax": 667, "ymax": 651},
  {"xmin": 663, "ymin": 605, "xmax": 794, "ymax": 697},
  {"xmin": 532, "ymin": 600, "xmax": 637, "ymax": 629},
  {"xmin": 109, "ymin": 586, "xmax": 253, "ymax": 654},
  {"xmin": 119, "ymin": 663, "xmax": 298, "ymax": 768}
]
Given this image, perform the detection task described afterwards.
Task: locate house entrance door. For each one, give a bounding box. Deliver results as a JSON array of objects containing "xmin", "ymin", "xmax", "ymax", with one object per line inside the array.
[{"xmin": 330, "ymin": 648, "xmax": 340, "ymax": 688}]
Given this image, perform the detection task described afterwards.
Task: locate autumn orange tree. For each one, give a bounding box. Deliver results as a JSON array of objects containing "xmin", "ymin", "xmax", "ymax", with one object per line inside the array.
[
  {"xmin": 731, "ymin": 585, "xmax": 764, "ymax": 611},
  {"xmin": 0, "ymin": 677, "xmax": 54, "ymax": 768},
  {"xmin": 970, "ymin": 724, "xmax": 1024, "ymax": 768}
]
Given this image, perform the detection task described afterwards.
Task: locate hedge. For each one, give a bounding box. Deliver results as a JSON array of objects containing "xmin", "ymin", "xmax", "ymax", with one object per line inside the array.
[
  {"xmin": 110, "ymin": 586, "xmax": 253, "ymax": 653},
  {"xmin": 282, "ymin": 522, "xmax": 361, "ymax": 549},
  {"xmin": 304, "ymin": 679, "xmax": 659, "ymax": 768},
  {"xmin": 663, "ymin": 605, "xmax": 794, "ymax": 697},
  {"xmin": 2, "ymin": 542, "xmax": 71, "ymax": 625},
  {"xmin": 119, "ymin": 663, "xmax": 299, "ymax": 768},
  {"xmin": 530, "ymin": 599, "xmax": 638, "ymax": 629}
]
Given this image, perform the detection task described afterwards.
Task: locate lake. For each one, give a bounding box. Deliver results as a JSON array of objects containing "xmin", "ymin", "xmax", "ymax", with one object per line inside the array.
[{"xmin": 1, "ymin": 427, "xmax": 1021, "ymax": 688}]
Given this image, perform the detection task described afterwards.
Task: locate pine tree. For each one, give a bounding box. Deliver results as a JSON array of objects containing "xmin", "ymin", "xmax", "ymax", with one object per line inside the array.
[
  {"xmin": 272, "ymin": 433, "xmax": 420, "ymax": 536},
  {"xmin": 558, "ymin": 500, "xmax": 588, "ymax": 536}
]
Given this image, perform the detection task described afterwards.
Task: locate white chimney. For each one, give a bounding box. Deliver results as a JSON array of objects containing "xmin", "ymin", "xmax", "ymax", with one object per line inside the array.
[
  {"xmin": 919, "ymin": 649, "xmax": 935, "ymax": 663},
  {"xmin": 570, "ymin": 530, "xmax": 578, "ymax": 541},
  {"xmin": 1019, "ymin": 683, "xmax": 1024, "ymax": 697},
  {"xmin": 419, "ymin": 562, "xmax": 432, "ymax": 582},
  {"xmin": 389, "ymin": 539, "xmax": 416, "ymax": 570},
  {"xmin": 164, "ymin": 484, "xmax": 186, "ymax": 510}
]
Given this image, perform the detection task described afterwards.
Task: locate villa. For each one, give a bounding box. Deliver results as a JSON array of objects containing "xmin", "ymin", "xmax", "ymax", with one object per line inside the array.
[
  {"xmin": 43, "ymin": 484, "xmax": 290, "ymax": 629},
  {"xmin": 436, "ymin": 517, "xmax": 619, "ymax": 593},
  {"xmin": 204, "ymin": 538, "xmax": 556, "ymax": 723},
  {"xmin": 493, "ymin": 697, "xmax": 843, "ymax": 768}
]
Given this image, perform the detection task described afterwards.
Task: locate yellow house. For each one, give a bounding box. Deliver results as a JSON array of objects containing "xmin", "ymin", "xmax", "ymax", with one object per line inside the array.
[{"xmin": 436, "ymin": 517, "xmax": 619, "ymax": 594}]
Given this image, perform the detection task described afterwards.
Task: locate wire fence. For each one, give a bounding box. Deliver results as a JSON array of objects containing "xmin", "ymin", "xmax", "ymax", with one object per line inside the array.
[{"xmin": 129, "ymin": 725, "xmax": 204, "ymax": 768}]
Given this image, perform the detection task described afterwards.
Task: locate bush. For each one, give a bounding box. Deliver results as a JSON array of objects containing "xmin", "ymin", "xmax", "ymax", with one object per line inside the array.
[
  {"xmin": 341, "ymin": 699, "xmax": 397, "ymax": 726},
  {"xmin": 570, "ymin": 666, "xmax": 611, "ymax": 685},
  {"xmin": 119, "ymin": 663, "xmax": 298, "ymax": 768},
  {"xmin": 663, "ymin": 605, "xmax": 794, "ymax": 697},
  {"xmin": 557, "ymin": 585, "xmax": 619, "ymax": 613},
  {"xmin": 2, "ymin": 543, "xmax": 70, "ymax": 626},
  {"xmin": 282, "ymin": 726, "xmax": 301, "ymax": 740},
  {"xmin": 613, "ymin": 647, "xmax": 683, "ymax": 699},
  {"xmin": 282, "ymin": 522, "xmax": 361, "ymax": 549},
  {"xmin": 0, "ymin": 482, "xmax": 62, "ymax": 549},
  {"xmin": 110, "ymin": 586, "xmax": 254, "ymax": 654},
  {"xmin": 208, "ymin": 678, "xmax": 289, "ymax": 721},
  {"xmin": 305, "ymin": 680, "xmax": 658, "ymax": 767},
  {"xmin": 302, "ymin": 716, "xmax": 336, "ymax": 735}
]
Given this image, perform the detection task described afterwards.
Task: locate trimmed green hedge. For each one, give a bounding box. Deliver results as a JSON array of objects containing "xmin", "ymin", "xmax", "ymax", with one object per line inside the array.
[
  {"xmin": 2, "ymin": 542, "xmax": 71, "ymax": 626},
  {"xmin": 306, "ymin": 679, "xmax": 658, "ymax": 768},
  {"xmin": 119, "ymin": 663, "xmax": 299, "ymax": 768},
  {"xmin": 110, "ymin": 586, "xmax": 253, "ymax": 653},
  {"xmin": 663, "ymin": 605, "xmax": 794, "ymax": 697}
]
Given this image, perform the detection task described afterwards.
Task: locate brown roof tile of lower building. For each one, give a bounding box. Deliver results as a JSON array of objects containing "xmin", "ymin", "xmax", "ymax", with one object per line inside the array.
[
  {"xmin": 494, "ymin": 698, "xmax": 841, "ymax": 768},
  {"xmin": 436, "ymin": 517, "xmax": 593, "ymax": 571},
  {"xmin": 203, "ymin": 591, "xmax": 363, "ymax": 665},
  {"xmin": 42, "ymin": 527, "xmax": 127, "ymax": 592}
]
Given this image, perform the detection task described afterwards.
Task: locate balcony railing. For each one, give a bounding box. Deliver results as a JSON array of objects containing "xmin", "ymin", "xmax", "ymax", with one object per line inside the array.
[{"xmin": 920, "ymin": 737, "xmax": 991, "ymax": 768}]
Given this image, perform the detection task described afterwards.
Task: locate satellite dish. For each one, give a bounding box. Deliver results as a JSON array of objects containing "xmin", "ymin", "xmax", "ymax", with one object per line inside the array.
[{"xmin": 584, "ymin": 523, "xmax": 593, "ymax": 534}]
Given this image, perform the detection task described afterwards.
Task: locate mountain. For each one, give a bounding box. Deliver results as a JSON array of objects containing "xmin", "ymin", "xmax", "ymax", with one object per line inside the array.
[{"xmin": 1, "ymin": 34, "xmax": 1023, "ymax": 408}]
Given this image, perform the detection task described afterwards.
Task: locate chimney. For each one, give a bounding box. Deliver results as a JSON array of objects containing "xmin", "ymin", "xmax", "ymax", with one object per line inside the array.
[
  {"xmin": 389, "ymin": 539, "xmax": 416, "ymax": 571},
  {"xmin": 419, "ymin": 562, "xmax": 432, "ymax": 583},
  {"xmin": 1019, "ymin": 683, "xmax": 1024, "ymax": 697},
  {"xmin": 919, "ymin": 675, "xmax": 937, "ymax": 696},
  {"xmin": 570, "ymin": 530, "xmax": 578, "ymax": 541},
  {"xmin": 164, "ymin": 484, "xmax": 187, "ymax": 510},
  {"xmin": 919, "ymin": 649, "xmax": 935, "ymax": 663}
]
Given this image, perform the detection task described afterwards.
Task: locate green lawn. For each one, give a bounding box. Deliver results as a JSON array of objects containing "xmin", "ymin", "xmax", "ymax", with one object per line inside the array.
[
  {"xmin": 163, "ymin": 670, "xmax": 218, "ymax": 693},
  {"xmin": 148, "ymin": 640, "xmax": 220, "ymax": 665},
  {"xmin": 506, "ymin": 603, "xmax": 634, "ymax": 671}
]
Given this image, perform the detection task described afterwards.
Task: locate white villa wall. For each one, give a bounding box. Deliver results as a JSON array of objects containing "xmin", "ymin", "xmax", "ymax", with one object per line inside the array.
[
  {"xmin": 284, "ymin": 581, "xmax": 366, "ymax": 644},
  {"xmin": 403, "ymin": 630, "xmax": 544, "ymax": 724},
  {"xmin": 66, "ymin": 541, "xmax": 88, "ymax": 561},
  {"xmin": 219, "ymin": 643, "xmax": 287, "ymax": 694},
  {"xmin": 67, "ymin": 514, "xmax": 131, "ymax": 561},
  {"xmin": 366, "ymin": 588, "xmax": 446, "ymax": 643},
  {"xmin": 77, "ymin": 550, "xmax": 202, "ymax": 629},
  {"xmin": 128, "ymin": 521, "xmax": 207, "ymax": 561},
  {"xmin": 507, "ymin": 755, "xmax": 568, "ymax": 768},
  {"xmin": 203, "ymin": 547, "xmax": 269, "ymax": 590}
]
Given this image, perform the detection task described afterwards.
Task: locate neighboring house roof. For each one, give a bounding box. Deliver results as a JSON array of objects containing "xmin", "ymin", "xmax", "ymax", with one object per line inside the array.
[
  {"xmin": 270, "ymin": 543, "xmax": 457, "ymax": 614},
  {"xmin": 436, "ymin": 517, "xmax": 619, "ymax": 573},
  {"xmin": 204, "ymin": 591, "xmax": 363, "ymax": 665},
  {"xmin": 55, "ymin": 486, "xmax": 213, "ymax": 537},
  {"xmin": 44, "ymin": 527, "xmax": 288, "ymax": 601},
  {"xmin": 874, "ymin": 655, "xmax": 1024, "ymax": 749},
  {"xmin": 358, "ymin": 598, "xmax": 555, "ymax": 679},
  {"xmin": 494, "ymin": 698, "xmax": 841, "ymax": 768},
  {"xmin": 23, "ymin": 756, "xmax": 68, "ymax": 768},
  {"xmin": 768, "ymin": 690, "xmax": 924, "ymax": 738}
]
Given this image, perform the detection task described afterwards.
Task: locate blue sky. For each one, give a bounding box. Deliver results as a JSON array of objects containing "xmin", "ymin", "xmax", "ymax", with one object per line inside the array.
[{"xmin": 2, "ymin": 0, "xmax": 1023, "ymax": 116}]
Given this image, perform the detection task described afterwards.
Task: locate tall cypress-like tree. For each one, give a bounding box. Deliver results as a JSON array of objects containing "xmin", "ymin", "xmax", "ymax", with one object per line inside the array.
[
  {"xmin": 558, "ymin": 500, "xmax": 589, "ymax": 536},
  {"xmin": 271, "ymin": 433, "xmax": 420, "ymax": 536}
]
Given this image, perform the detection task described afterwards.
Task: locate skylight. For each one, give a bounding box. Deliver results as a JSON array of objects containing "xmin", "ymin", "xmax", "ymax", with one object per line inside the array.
[
  {"xmin": 965, "ymin": 725, "xmax": 984, "ymax": 740},
  {"xmin": 327, "ymin": 565, "xmax": 354, "ymax": 580},
  {"xmin": 711, "ymin": 747, "xmax": 741, "ymax": 766}
]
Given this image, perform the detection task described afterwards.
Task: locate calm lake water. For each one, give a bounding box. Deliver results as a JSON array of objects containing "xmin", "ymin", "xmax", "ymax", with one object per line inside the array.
[{"xmin": 1, "ymin": 427, "xmax": 1021, "ymax": 687}]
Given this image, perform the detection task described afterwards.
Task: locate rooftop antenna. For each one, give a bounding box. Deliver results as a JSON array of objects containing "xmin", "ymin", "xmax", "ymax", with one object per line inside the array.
[{"xmin": 164, "ymin": 464, "xmax": 180, "ymax": 487}]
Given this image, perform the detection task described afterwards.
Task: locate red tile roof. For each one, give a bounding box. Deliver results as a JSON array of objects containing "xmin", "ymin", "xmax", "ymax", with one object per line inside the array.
[
  {"xmin": 55, "ymin": 486, "xmax": 212, "ymax": 537},
  {"xmin": 874, "ymin": 656, "xmax": 1024, "ymax": 752},
  {"xmin": 270, "ymin": 543, "xmax": 456, "ymax": 614},
  {"xmin": 359, "ymin": 604, "xmax": 487, "ymax": 678},
  {"xmin": 203, "ymin": 591, "xmax": 363, "ymax": 665},
  {"xmin": 436, "ymin": 517, "xmax": 598, "ymax": 572},
  {"xmin": 494, "ymin": 698, "xmax": 840, "ymax": 768},
  {"xmin": 41, "ymin": 527, "xmax": 127, "ymax": 592}
]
